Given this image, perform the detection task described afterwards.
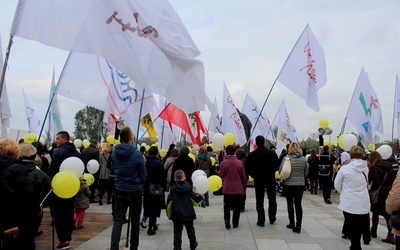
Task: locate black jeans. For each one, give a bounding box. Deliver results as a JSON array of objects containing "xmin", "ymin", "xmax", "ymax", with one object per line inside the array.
[
  {"xmin": 173, "ymin": 220, "xmax": 197, "ymax": 250},
  {"xmin": 284, "ymin": 185, "xmax": 304, "ymax": 227},
  {"xmin": 223, "ymin": 194, "xmax": 242, "ymax": 227},
  {"xmin": 255, "ymin": 181, "xmax": 277, "ymax": 225},
  {"xmin": 342, "ymin": 212, "xmax": 370, "ymax": 242},
  {"xmin": 110, "ymin": 189, "xmax": 142, "ymax": 250},
  {"xmin": 53, "ymin": 196, "xmax": 75, "ymax": 243},
  {"xmin": 371, "ymin": 211, "xmax": 391, "ymax": 233},
  {"xmin": 319, "ymin": 174, "xmax": 332, "ymax": 201},
  {"xmin": 343, "ymin": 211, "xmax": 369, "ymax": 250},
  {"xmin": 396, "ymin": 235, "xmax": 400, "ymax": 250}
]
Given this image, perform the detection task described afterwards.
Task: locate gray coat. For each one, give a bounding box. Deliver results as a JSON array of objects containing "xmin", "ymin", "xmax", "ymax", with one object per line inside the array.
[
  {"xmin": 74, "ymin": 180, "xmax": 91, "ymax": 209},
  {"xmin": 280, "ymin": 154, "xmax": 308, "ymax": 186}
]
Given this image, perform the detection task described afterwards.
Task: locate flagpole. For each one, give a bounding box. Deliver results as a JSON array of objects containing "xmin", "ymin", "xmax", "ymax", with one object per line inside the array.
[
  {"xmin": 37, "ymin": 52, "xmax": 72, "ymax": 143},
  {"xmin": 246, "ymin": 77, "xmax": 278, "ymax": 147},
  {"xmin": 160, "ymin": 99, "xmax": 168, "ymax": 148},
  {"xmin": 137, "ymin": 102, "xmax": 168, "ymax": 142},
  {"xmin": 135, "ymin": 89, "xmax": 146, "ymax": 147},
  {"xmin": 0, "ymin": 35, "xmax": 14, "ymax": 99}
]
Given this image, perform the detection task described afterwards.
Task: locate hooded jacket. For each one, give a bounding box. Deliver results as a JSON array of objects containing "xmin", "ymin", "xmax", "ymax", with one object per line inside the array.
[
  {"xmin": 111, "ymin": 143, "xmax": 146, "ymax": 191},
  {"xmin": 167, "ymin": 181, "xmax": 201, "ymax": 221},
  {"xmin": 334, "ymin": 158, "xmax": 370, "ymax": 214}
]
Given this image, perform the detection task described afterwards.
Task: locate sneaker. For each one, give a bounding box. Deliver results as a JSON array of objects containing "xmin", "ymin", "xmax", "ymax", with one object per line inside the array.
[
  {"xmin": 324, "ymin": 199, "xmax": 332, "ymax": 204},
  {"xmin": 57, "ymin": 241, "xmax": 70, "ymax": 249}
]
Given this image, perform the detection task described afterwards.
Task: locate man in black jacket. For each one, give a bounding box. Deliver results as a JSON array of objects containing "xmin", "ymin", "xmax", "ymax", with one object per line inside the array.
[
  {"xmin": 50, "ymin": 131, "xmax": 81, "ymax": 250},
  {"xmin": 245, "ymin": 135, "xmax": 279, "ymax": 227}
]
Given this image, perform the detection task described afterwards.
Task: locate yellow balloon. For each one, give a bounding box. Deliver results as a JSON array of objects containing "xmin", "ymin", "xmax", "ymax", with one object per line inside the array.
[
  {"xmin": 24, "ymin": 133, "xmax": 37, "ymax": 144},
  {"xmin": 224, "ymin": 132, "xmax": 235, "ymax": 146},
  {"xmin": 83, "ymin": 141, "xmax": 90, "ymax": 148},
  {"xmin": 106, "ymin": 135, "xmax": 115, "ymax": 145},
  {"xmin": 188, "ymin": 147, "xmax": 192, "ymax": 153},
  {"xmin": 210, "ymin": 157, "xmax": 216, "ymax": 165},
  {"xmin": 159, "ymin": 148, "xmax": 167, "ymax": 158},
  {"xmin": 319, "ymin": 119, "xmax": 329, "ymax": 129},
  {"xmin": 52, "ymin": 170, "xmax": 80, "ymax": 199},
  {"xmin": 249, "ymin": 176, "xmax": 254, "ymax": 182},
  {"xmin": 188, "ymin": 153, "xmax": 195, "ymax": 162},
  {"xmin": 368, "ymin": 144, "xmax": 376, "ymax": 152},
  {"xmin": 115, "ymin": 139, "xmax": 121, "ymax": 145},
  {"xmin": 83, "ymin": 173, "xmax": 95, "ymax": 186},
  {"xmin": 208, "ymin": 175, "xmax": 223, "ymax": 192},
  {"xmin": 275, "ymin": 171, "xmax": 280, "ymax": 180},
  {"xmin": 338, "ymin": 134, "xmax": 347, "ymax": 149},
  {"xmin": 145, "ymin": 145, "xmax": 150, "ymax": 151}
]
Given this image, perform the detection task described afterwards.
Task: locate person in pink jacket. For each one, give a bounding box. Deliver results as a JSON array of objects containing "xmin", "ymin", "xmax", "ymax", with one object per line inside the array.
[{"xmin": 219, "ymin": 145, "xmax": 247, "ymax": 229}]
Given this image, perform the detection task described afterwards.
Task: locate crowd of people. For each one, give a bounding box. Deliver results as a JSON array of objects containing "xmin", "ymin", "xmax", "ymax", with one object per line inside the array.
[{"xmin": 2, "ymin": 128, "xmax": 400, "ymax": 250}]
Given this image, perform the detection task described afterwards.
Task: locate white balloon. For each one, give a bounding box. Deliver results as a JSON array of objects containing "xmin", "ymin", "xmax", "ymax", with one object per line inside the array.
[
  {"xmin": 191, "ymin": 169, "xmax": 207, "ymax": 182},
  {"xmin": 212, "ymin": 133, "xmax": 225, "ymax": 148},
  {"xmin": 342, "ymin": 134, "xmax": 358, "ymax": 151},
  {"xmin": 60, "ymin": 157, "xmax": 85, "ymax": 177},
  {"xmin": 141, "ymin": 143, "xmax": 147, "ymax": 147},
  {"xmin": 74, "ymin": 139, "xmax": 83, "ymax": 148},
  {"xmin": 193, "ymin": 175, "xmax": 209, "ymax": 194},
  {"xmin": 376, "ymin": 145, "xmax": 392, "ymax": 160},
  {"xmin": 87, "ymin": 159, "xmax": 100, "ymax": 174}
]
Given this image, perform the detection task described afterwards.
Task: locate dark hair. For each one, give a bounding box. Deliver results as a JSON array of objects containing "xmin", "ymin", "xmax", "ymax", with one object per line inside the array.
[
  {"xmin": 207, "ymin": 146, "xmax": 213, "ymax": 152},
  {"xmin": 119, "ymin": 127, "xmax": 133, "ymax": 143},
  {"xmin": 148, "ymin": 146, "xmax": 158, "ymax": 156},
  {"xmin": 170, "ymin": 148, "xmax": 180, "ymax": 157},
  {"xmin": 57, "ymin": 131, "xmax": 70, "ymax": 141},
  {"xmin": 226, "ymin": 145, "xmax": 236, "ymax": 155},
  {"xmin": 140, "ymin": 146, "xmax": 146, "ymax": 153},
  {"xmin": 33, "ymin": 141, "xmax": 45, "ymax": 155},
  {"xmin": 255, "ymin": 135, "xmax": 265, "ymax": 147}
]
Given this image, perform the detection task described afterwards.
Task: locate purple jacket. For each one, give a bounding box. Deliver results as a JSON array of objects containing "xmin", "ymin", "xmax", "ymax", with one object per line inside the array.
[{"xmin": 219, "ymin": 155, "xmax": 247, "ymax": 195}]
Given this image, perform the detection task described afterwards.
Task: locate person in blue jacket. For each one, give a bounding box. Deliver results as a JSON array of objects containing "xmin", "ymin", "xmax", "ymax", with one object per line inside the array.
[{"xmin": 110, "ymin": 127, "xmax": 146, "ymax": 250}]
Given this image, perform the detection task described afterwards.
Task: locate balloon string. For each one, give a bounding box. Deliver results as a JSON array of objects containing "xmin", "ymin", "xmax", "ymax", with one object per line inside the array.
[{"xmin": 40, "ymin": 189, "xmax": 53, "ymax": 206}]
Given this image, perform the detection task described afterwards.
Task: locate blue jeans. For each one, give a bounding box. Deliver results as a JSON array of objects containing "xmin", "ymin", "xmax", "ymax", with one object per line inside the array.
[{"xmin": 110, "ymin": 189, "xmax": 142, "ymax": 250}]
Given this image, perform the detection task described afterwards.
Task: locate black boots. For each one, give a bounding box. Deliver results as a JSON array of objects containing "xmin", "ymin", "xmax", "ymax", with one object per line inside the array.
[{"xmin": 225, "ymin": 219, "xmax": 231, "ymax": 229}]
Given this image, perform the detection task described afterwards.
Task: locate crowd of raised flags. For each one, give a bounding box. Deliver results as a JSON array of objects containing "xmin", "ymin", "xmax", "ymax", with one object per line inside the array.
[{"xmin": 0, "ymin": 0, "xmax": 396, "ymax": 153}]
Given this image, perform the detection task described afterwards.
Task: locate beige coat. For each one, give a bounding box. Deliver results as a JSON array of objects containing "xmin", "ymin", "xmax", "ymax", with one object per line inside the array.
[{"xmin": 386, "ymin": 175, "xmax": 400, "ymax": 236}]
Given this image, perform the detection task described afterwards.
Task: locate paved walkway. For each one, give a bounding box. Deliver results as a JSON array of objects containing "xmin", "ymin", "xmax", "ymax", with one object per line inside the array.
[{"xmin": 36, "ymin": 188, "xmax": 394, "ymax": 250}]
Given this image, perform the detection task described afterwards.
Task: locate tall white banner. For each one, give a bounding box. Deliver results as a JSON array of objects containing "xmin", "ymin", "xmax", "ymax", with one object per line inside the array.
[
  {"xmin": 394, "ymin": 75, "xmax": 400, "ymax": 139},
  {"xmin": 222, "ymin": 83, "xmax": 247, "ymax": 146},
  {"xmin": 277, "ymin": 24, "xmax": 327, "ymax": 112},
  {"xmin": 22, "ymin": 89, "xmax": 42, "ymax": 135},
  {"xmin": 0, "ymin": 32, "xmax": 12, "ymax": 138},
  {"xmin": 275, "ymin": 100, "xmax": 297, "ymax": 156}
]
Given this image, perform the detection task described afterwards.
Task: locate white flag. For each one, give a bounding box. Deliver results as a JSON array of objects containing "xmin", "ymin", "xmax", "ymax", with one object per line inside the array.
[
  {"xmin": 347, "ymin": 68, "xmax": 383, "ymax": 146},
  {"xmin": 58, "ymin": 52, "xmax": 156, "ymax": 132},
  {"xmin": 222, "ymin": 83, "xmax": 247, "ymax": 146},
  {"xmin": 0, "ymin": 32, "xmax": 12, "ymax": 138},
  {"xmin": 48, "ymin": 67, "xmax": 63, "ymax": 136},
  {"xmin": 277, "ymin": 24, "xmax": 327, "ymax": 112},
  {"xmin": 11, "ymin": 0, "xmax": 205, "ymax": 113},
  {"xmin": 394, "ymin": 75, "xmax": 400, "ymax": 139},
  {"xmin": 275, "ymin": 100, "xmax": 297, "ymax": 156},
  {"xmin": 242, "ymin": 94, "xmax": 271, "ymax": 141},
  {"xmin": 206, "ymin": 95, "xmax": 222, "ymax": 136},
  {"xmin": 22, "ymin": 89, "xmax": 42, "ymax": 135}
]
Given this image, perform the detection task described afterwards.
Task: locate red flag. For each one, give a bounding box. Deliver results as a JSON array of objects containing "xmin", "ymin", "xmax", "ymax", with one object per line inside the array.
[
  {"xmin": 193, "ymin": 111, "xmax": 208, "ymax": 144},
  {"xmin": 159, "ymin": 103, "xmax": 197, "ymax": 144}
]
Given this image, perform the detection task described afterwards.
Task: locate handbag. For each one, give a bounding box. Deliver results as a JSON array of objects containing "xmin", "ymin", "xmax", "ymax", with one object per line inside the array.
[
  {"xmin": 369, "ymin": 172, "xmax": 387, "ymax": 204},
  {"xmin": 389, "ymin": 210, "xmax": 400, "ymax": 230},
  {"xmin": 149, "ymin": 183, "xmax": 164, "ymax": 196},
  {"xmin": 279, "ymin": 156, "xmax": 291, "ymax": 181}
]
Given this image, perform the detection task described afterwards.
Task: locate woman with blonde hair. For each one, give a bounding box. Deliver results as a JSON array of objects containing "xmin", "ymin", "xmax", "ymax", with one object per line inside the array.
[
  {"xmin": 98, "ymin": 141, "xmax": 113, "ymax": 205},
  {"xmin": 334, "ymin": 145, "xmax": 370, "ymax": 250},
  {"xmin": 0, "ymin": 138, "xmax": 37, "ymax": 249},
  {"xmin": 280, "ymin": 142, "xmax": 308, "ymax": 233}
]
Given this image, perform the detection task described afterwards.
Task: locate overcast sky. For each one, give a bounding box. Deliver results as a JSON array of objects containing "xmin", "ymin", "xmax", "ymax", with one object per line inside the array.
[{"xmin": 1, "ymin": 0, "xmax": 400, "ymax": 143}]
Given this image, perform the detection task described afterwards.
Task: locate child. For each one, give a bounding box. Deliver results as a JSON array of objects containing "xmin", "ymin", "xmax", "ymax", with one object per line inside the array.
[
  {"xmin": 73, "ymin": 175, "xmax": 91, "ymax": 230},
  {"xmin": 167, "ymin": 170, "xmax": 202, "ymax": 250}
]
